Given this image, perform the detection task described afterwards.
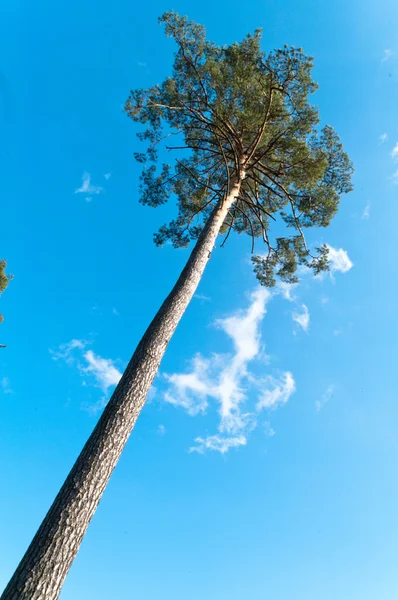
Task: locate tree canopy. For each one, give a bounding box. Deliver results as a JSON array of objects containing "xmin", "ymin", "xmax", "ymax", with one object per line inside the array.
[{"xmin": 126, "ymin": 11, "xmax": 353, "ymax": 285}]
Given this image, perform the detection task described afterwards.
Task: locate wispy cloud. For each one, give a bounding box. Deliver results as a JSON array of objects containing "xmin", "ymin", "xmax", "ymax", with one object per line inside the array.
[
  {"xmin": 388, "ymin": 142, "xmax": 398, "ymax": 183},
  {"xmin": 157, "ymin": 424, "xmax": 166, "ymax": 436},
  {"xmin": 104, "ymin": 172, "xmax": 112, "ymax": 180},
  {"xmin": 292, "ymin": 304, "xmax": 310, "ymax": 332},
  {"xmin": 315, "ymin": 385, "xmax": 335, "ymax": 412},
  {"xmin": 1, "ymin": 376, "xmax": 13, "ymax": 394},
  {"xmin": 80, "ymin": 350, "xmax": 122, "ymax": 393},
  {"xmin": 50, "ymin": 338, "xmax": 88, "ymax": 364},
  {"xmin": 190, "ymin": 434, "xmax": 247, "ymax": 454},
  {"xmin": 263, "ymin": 421, "xmax": 276, "ymax": 437},
  {"xmin": 215, "ymin": 288, "xmax": 270, "ymax": 430},
  {"xmin": 194, "ymin": 293, "xmax": 211, "ymax": 302},
  {"xmin": 163, "ymin": 354, "xmax": 213, "ymax": 416},
  {"xmin": 379, "ymin": 132, "xmax": 388, "ymax": 144},
  {"xmin": 326, "ymin": 244, "xmax": 353, "ymax": 274},
  {"xmin": 276, "ymin": 280, "xmax": 297, "ymax": 302},
  {"xmin": 75, "ymin": 172, "xmax": 103, "ymax": 201},
  {"xmin": 382, "ymin": 49, "xmax": 393, "ymax": 63},
  {"xmin": 256, "ymin": 372, "xmax": 296, "ymax": 410},
  {"xmin": 50, "ymin": 340, "xmax": 122, "ymax": 409},
  {"xmin": 163, "ymin": 289, "xmax": 295, "ymax": 453},
  {"xmin": 362, "ymin": 202, "xmax": 370, "ymax": 220}
]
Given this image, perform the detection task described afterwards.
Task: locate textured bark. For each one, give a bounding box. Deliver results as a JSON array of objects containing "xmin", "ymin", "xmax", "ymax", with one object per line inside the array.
[{"xmin": 1, "ymin": 176, "xmax": 244, "ymax": 600}]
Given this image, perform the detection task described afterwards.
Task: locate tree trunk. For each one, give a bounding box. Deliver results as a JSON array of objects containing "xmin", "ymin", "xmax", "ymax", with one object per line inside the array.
[{"xmin": 1, "ymin": 175, "xmax": 244, "ymax": 600}]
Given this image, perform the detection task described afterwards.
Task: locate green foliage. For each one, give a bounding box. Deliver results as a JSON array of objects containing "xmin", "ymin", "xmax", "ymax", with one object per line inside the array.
[
  {"xmin": 0, "ymin": 259, "xmax": 12, "ymax": 324},
  {"xmin": 126, "ymin": 11, "xmax": 353, "ymax": 285}
]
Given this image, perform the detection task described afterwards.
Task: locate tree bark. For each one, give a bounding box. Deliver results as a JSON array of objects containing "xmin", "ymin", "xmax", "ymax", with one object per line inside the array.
[{"xmin": 1, "ymin": 175, "xmax": 244, "ymax": 600}]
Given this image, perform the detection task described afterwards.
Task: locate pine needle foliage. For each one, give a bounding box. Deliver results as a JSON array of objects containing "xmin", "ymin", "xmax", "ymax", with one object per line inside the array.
[{"xmin": 126, "ymin": 11, "xmax": 353, "ymax": 285}]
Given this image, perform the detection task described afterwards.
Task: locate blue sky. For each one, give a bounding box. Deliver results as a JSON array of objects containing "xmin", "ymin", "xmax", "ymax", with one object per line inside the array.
[{"xmin": 1, "ymin": 0, "xmax": 398, "ymax": 598}]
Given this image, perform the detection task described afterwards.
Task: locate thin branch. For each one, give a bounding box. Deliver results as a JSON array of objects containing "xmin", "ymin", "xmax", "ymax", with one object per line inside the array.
[
  {"xmin": 246, "ymin": 82, "xmax": 275, "ymax": 162},
  {"xmin": 220, "ymin": 205, "xmax": 238, "ymax": 248},
  {"xmin": 175, "ymin": 159, "xmax": 222, "ymax": 196},
  {"xmin": 246, "ymin": 172, "xmax": 285, "ymax": 200},
  {"xmin": 244, "ymin": 178, "xmax": 277, "ymax": 221},
  {"xmin": 248, "ymin": 127, "xmax": 290, "ymax": 170},
  {"xmin": 232, "ymin": 202, "xmax": 256, "ymax": 253}
]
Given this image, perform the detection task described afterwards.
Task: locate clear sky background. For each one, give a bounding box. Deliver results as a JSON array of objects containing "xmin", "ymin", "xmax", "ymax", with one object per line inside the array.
[{"xmin": 1, "ymin": 0, "xmax": 398, "ymax": 598}]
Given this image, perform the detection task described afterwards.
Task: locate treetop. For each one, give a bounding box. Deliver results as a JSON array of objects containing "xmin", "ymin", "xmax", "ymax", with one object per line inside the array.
[{"xmin": 126, "ymin": 11, "xmax": 353, "ymax": 285}]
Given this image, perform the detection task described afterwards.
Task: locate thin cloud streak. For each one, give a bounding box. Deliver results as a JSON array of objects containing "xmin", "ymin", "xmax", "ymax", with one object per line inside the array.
[
  {"xmin": 292, "ymin": 304, "xmax": 310, "ymax": 332},
  {"xmin": 190, "ymin": 434, "xmax": 247, "ymax": 454},
  {"xmin": 315, "ymin": 385, "xmax": 335, "ymax": 411},
  {"xmin": 362, "ymin": 202, "xmax": 370, "ymax": 220}
]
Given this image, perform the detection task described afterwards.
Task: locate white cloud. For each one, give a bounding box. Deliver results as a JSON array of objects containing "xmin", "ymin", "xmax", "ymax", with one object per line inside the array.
[
  {"xmin": 75, "ymin": 172, "xmax": 103, "ymax": 198},
  {"xmin": 194, "ymin": 293, "xmax": 211, "ymax": 302},
  {"xmin": 104, "ymin": 172, "xmax": 112, "ymax": 180},
  {"xmin": 292, "ymin": 304, "xmax": 310, "ymax": 332},
  {"xmin": 326, "ymin": 244, "xmax": 353, "ymax": 273},
  {"xmin": 190, "ymin": 434, "xmax": 247, "ymax": 454},
  {"xmin": 215, "ymin": 288, "xmax": 270, "ymax": 429},
  {"xmin": 321, "ymin": 296, "xmax": 329, "ymax": 305},
  {"xmin": 163, "ymin": 354, "xmax": 213, "ymax": 416},
  {"xmin": 1, "ymin": 376, "xmax": 13, "ymax": 394},
  {"xmin": 81, "ymin": 350, "xmax": 122, "ymax": 393},
  {"xmin": 315, "ymin": 385, "xmax": 335, "ymax": 412},
  {"xmin": 257, "ymin": 372, "xmax": 296, "ymax": 410},
  {"xmin": 50, "ymin": 340, "xmax": 122, "ymax": 408},
  {"xmin": 157, "ymin": 424, "xmax": 166, "ymax": 436},
  {"xmin": 382, "ymin": 49, "xmax": 392, "ymax": 63},
  {"xmin": 379, "ymin": 133, "xmax": 388, "ymax": 144},
  {"xmin": 276, "ymin": 280, "xmax": 297, "ymax": 302},
  {"xmin": 50, "ymin": 338, "xmax": 88, "ymax": 363},
  {"xmin": 163, "ymin": 289, "xmax": 294, "ymax": 453},
  {"xmin": 362, "ymin": 202, "xmax": 370, "ymax": 220}
]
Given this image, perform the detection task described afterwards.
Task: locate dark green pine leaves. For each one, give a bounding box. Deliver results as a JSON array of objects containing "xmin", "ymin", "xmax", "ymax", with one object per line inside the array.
[{"xmin": 125, "ymin": 10, "xmax": 353, "ymax": 286}]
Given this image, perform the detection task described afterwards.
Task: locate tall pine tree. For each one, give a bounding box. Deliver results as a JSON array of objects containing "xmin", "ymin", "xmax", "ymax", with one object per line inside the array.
[{"xmin": 1, "ymin": 12, "xmax": 353, "ymax": 600}]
